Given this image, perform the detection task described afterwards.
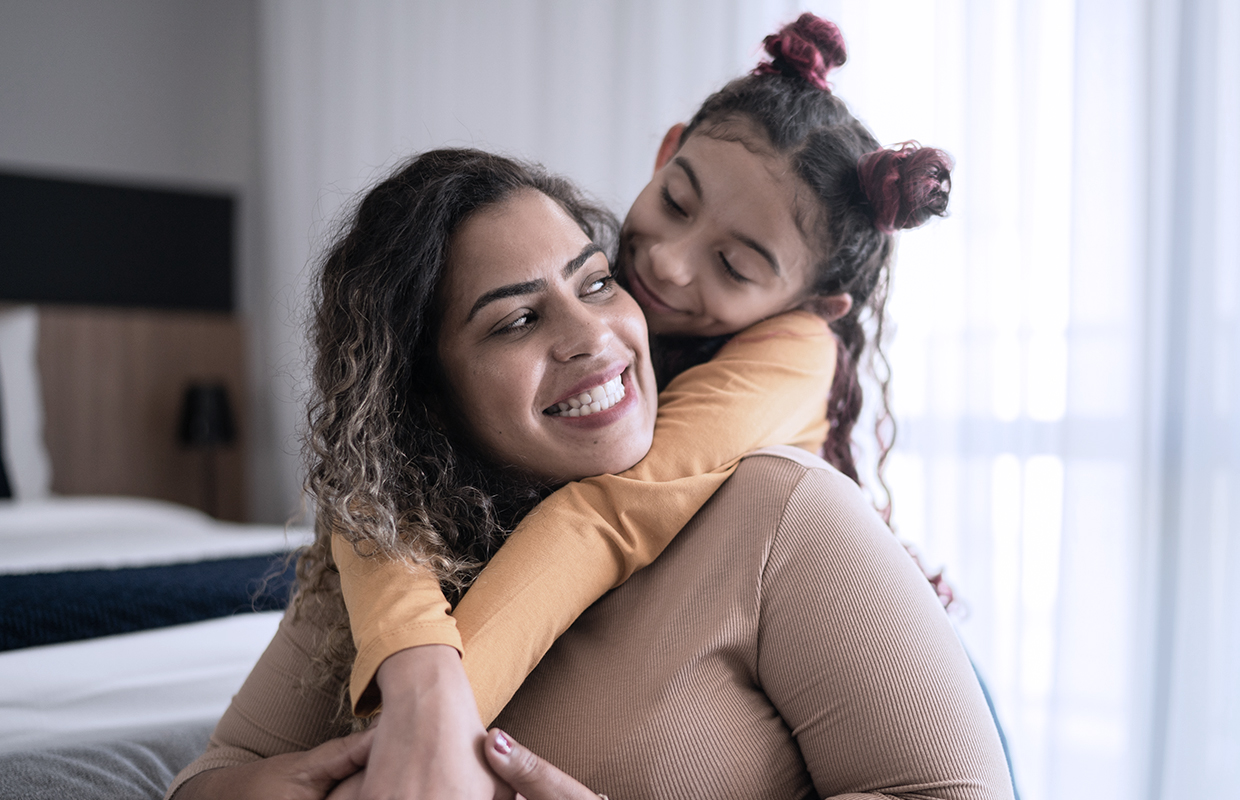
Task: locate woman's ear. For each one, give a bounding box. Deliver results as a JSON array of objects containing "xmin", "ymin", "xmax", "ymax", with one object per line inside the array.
[
  {"xmin": 655, "ymin": 123, "xmax": 687, "ymax": 173},
  {"xmin": 802, "ymin": 293, "xmax": 853, "ymax": 322}
]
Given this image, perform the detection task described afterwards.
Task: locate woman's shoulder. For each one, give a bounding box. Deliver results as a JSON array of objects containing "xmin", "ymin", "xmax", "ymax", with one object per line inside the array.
[
  {"xmin": 724, "ymin": 445, "xmax": 870, "ymax": 517},
  {"xmin": 730, "ymin": 446, "xmax": 943, "ymax": 612},
  {"xmin": 720, "ymin": 445, "xmax": 912, "ymax": 570}
]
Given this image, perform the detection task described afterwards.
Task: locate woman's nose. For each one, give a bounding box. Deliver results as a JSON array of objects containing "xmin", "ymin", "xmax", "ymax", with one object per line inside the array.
[
  {"xmin": 550, "ymin": 303, "xmax": 615, "ymax": 362},
  {"xmin": 647, "ymin": 240, "xmax": 693, "ymax": 287}
]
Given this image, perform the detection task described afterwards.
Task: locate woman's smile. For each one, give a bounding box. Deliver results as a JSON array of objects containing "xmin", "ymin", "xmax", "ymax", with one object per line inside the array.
[{"xmin": 545, "ymin": 367, "xmax": 628, "ymax": 418}]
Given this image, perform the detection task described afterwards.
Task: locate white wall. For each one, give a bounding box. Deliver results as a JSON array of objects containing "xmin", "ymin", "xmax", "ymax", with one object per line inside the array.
[
  {"xmin": 0, "ymin": 0, "xmax": 256, "ymax": 190},
  {"xmin": 0, "ymin": 0, "xmax": 264, "ymax": 515}
]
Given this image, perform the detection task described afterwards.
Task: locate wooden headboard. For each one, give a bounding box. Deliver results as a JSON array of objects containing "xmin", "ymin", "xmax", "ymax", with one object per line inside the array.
[{"xmin": 37, "ymin": 306, "xmax": 248, "ymax": 521}]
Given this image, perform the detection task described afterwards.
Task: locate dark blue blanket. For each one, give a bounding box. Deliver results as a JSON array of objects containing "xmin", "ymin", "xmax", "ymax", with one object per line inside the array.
[{"xmin": 0, "ymin": 553, "xmax": 296, "ymax": 651}]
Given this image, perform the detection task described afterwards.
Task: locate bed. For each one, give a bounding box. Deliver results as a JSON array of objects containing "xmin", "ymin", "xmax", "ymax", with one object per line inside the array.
[{"xmin": 0, "ymin": 303, "xmax": 311, "ymax": 799}]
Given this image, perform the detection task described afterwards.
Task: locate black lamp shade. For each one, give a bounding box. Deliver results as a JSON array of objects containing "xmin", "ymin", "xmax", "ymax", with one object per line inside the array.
[{"xmin": 179, "ymin": 383, "xmax": 237, "ymax": 447}]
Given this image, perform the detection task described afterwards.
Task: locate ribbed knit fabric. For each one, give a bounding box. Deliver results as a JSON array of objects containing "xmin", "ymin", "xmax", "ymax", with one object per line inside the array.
[
  {"xmin": 495, "ymin": 450, "xmax": 1011, "ymax": 799},
  {"xmin": 164, "ymin": 589, "xmax": 352, "ymax": 798},
  {"xmin": 168, "ymin": 449, "xmax": 1013, "ymax": 799}
]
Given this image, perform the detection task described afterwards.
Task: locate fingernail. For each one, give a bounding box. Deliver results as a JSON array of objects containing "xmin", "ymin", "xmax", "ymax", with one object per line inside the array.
[{"xmin": 493, "ymin": 731, "xmax": 512, "ymax": 755}]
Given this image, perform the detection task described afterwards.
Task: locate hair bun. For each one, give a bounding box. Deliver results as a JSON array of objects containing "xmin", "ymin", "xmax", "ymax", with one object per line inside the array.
[
  {"xmin": 752, "ymin": 13, "xmax": 847, "ymax": 91},
  {"xmin": 857, "ymin": 142, "xmax": 954, "ymax": 233}
]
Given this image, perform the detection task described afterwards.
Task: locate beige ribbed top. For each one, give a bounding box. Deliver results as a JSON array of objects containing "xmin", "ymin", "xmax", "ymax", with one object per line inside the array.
[{"xmin": 168, "ymin": 448, "xmax": 1013, "ymax": 800}]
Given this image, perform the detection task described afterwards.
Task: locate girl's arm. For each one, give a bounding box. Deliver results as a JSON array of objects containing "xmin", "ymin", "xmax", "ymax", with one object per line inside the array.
[
  {"xmin": 340, "ymin": 309, "xmax": 836, "ymax": 721},
  {"xmin": 331, "ymin": 537, "xmax": 462, "ymax": 713}
]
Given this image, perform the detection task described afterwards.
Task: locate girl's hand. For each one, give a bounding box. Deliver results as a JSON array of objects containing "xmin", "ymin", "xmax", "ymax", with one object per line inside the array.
[
  {"xmin": 483, "ymin": 729, "xmax": 602, "ymax": 800},
  {"xmin": 174, "ymin": 728, "xmax": 374, "ymax": 800},
  {"xmin": 362, "ymin": 644, "xmax": 514, "ymax": 800}
]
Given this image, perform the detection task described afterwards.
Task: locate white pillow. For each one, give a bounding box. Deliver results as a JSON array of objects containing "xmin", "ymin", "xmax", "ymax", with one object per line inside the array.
[{"xmin": 0, "ymin": 306, "xmax": 52, "ymax": 500}]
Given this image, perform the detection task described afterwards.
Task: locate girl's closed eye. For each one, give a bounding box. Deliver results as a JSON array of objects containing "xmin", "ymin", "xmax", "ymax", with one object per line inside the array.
[
  {"xmin": 660, "ymin": 185, "xmax": 687, "ymax": 218},
  {"xmin": 719, "ymin": 254, "xmax": 751, "ymax": 285}
]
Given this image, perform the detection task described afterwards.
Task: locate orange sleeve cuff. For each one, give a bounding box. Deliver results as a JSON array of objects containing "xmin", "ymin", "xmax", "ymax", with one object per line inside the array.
[{"xmin": 332, "ymin": 535, "xmax": 462, "ymax": 715}]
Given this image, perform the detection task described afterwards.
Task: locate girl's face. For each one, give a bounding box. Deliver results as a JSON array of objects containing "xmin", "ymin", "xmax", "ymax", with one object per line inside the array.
[
  {"xmin": 616, "ymin": 123, "xmax": 823, "ymax": 337},
  {"xmin": 437, "ymin": 190, "xmax": 658, "ymax": 485}
]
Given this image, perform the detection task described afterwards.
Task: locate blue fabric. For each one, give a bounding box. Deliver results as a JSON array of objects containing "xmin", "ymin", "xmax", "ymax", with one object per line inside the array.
[
  {"xmin": 0, "ymin": 553, "xmax": 295, "ymax": 651},
  {"xmin": 969, "ymin": 654, "xmax": 1021, "ymax": 800}
]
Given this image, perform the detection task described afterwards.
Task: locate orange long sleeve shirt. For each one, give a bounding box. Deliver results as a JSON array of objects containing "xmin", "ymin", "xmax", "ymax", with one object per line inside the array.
[{"xmin": 334, "ymin": 310, "xmax": 835, "ymax": 722}]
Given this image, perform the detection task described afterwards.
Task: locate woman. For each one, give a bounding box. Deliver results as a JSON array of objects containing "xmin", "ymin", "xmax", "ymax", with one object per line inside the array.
[
  {"xmin": 333, "ymin": 18, "xmax": 959, "ymax": 797},
  {"xmin": 167, "ymin": 149, "xmax": 1012, "ymax": 800}
]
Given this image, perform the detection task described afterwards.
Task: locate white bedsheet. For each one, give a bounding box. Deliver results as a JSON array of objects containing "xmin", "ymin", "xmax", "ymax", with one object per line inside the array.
[
  {"xmin": 0, "ymin": 612, "xmax": 282, "ymax": 752},
  {"xmin": 0, "ymin": 496, "xmax": 312, "ymax": 574}
]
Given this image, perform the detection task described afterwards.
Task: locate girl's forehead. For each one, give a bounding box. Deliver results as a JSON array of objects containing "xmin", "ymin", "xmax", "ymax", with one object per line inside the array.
[{"xmin": 675, "ymin": 129, "xmax": 822, "ymax": 254}]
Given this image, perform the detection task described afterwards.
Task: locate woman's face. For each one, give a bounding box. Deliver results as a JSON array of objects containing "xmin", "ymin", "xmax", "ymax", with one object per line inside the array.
[
  {"xmin": 616, "ymin": 123, "xmax": 824, "ymax": 337},
  {"xmin": 437, "ymin": 190, "xmax": 658, "ymax": 485}
]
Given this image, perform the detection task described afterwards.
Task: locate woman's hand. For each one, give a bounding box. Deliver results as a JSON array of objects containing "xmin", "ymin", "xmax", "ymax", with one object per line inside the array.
[
  {"xmin": 362, "ymin": 644, "xmax": 513, "ymax": 800},
  {"xmin": 174, "ymin": 729, "xmax": 374, "ymax": 800},
  {"xmin": 483, "ymin": 729, "xmax": 602, "ymax": 800}
]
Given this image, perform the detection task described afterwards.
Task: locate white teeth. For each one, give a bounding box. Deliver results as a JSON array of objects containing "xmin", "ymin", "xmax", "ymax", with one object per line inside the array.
[{"xmin": 548, "ymin": 374, "xmax": 626, "ymax": 418}]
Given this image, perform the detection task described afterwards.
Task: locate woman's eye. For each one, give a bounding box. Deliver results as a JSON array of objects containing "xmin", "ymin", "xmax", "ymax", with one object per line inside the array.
[
  {"xmin": 660, "ymin": 185, "xmax": 687, "ymax": 218},
  {"xmin": 494, "ymin": 311, "xmax": 535, "ymax": 335},
  {"xmin": 584, "ymin": 274, "xmax": 616, "ymax": 296},
  {"xmin": 720, "ymin": 255, "xmax": 751, "ymax": 285}
]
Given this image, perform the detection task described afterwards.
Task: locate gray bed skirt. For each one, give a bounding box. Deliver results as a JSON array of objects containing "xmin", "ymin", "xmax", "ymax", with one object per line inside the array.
[{"xmin": 0, "ymin": 722, "xmax": 211, "ymax": 800}]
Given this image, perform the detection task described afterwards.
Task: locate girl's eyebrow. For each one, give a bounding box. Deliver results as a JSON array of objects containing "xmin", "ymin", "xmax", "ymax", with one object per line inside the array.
[
  {"xmin": 674, "ymin": 155, "xmax": 781, "ymax": 277},
  {"xmin": 734, "ymin": 232, "xmax": 781, "ymax": 276},
  {"xmin": 466, "ymin": 243, "xmax": 603, "ymax": 321},
  {"xmin": 672, "ymin": 156, "xmax": 702, "ymax": 198}
]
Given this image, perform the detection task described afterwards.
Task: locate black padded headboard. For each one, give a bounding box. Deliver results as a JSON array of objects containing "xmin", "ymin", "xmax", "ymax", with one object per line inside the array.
[{"xmin": 0, "ymin": 171, "xmax": 233, "ymax": 312}]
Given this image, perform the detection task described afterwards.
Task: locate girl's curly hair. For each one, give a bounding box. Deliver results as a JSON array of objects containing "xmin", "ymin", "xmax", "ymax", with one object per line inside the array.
[
  {"xmin": 676, "ymin": 13, "xmax": 952, "ymax": 518},
  {"xmin": 293, "ymin": 149, "xmax": 618, "ymax": 708}
]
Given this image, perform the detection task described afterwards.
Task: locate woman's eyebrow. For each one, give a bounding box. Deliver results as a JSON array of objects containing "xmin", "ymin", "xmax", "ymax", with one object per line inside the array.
[
  {"xmin": 562, "ymin": 243, "xmax": 603, "ymax": 278},
  {"xmin": 466, "ymin": 243, "xmax": 604, "ymax": 322},
  {"xmin": 467, "ymin": 279, "xmax": 545, "ymax": 321}
]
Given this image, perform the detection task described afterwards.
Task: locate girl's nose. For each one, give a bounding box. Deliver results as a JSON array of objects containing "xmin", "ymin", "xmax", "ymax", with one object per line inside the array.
[{"xmin": 647, "ymin": 240, "xmax": 693, "ymax": 287}]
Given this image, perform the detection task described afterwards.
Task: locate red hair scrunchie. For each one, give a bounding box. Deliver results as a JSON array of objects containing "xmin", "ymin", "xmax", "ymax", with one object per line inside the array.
[
  {"xmin": 857, "ymin": 142, "xmax": 954, "ymax": 233},
  {"xmin": 752, "ymin": 13, "xmax": 847, "ymax": 92}
]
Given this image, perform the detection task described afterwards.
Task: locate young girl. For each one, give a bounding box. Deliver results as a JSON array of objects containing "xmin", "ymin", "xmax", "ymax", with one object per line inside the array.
[{"xmin": 328, "ymin": 11, "xmax": 953, "ymax": 795}]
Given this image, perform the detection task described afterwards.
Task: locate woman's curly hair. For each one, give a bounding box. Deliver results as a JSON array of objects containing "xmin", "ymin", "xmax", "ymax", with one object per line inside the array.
[{"xmin": 293, "ymin": 149, "xmax": 618, "ymax": 704}]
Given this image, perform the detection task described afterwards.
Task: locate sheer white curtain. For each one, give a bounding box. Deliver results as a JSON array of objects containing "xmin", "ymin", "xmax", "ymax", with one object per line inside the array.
[
  {"xmin": 251, "ymin": 1, "xmax": 1238, "ymax": 797},
  {"xmin": 827, "ymin": 0, "xmax": 1239, "ymax": 798}
]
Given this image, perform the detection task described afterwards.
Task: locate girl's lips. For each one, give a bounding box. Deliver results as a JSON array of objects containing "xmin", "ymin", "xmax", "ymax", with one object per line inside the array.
[{"xmin": 625, "ymin": 264, "xmax": 680, "ymax": 314}]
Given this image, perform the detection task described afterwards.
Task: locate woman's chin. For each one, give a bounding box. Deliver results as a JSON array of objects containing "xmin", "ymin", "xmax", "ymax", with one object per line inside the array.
[
  {"xmin": 547, "ymin": 448, "xmax": 650, "ymax": 485},
  {"xmin": 533, "ymin": 424, "xmax": 654, "ymax": 486}
]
